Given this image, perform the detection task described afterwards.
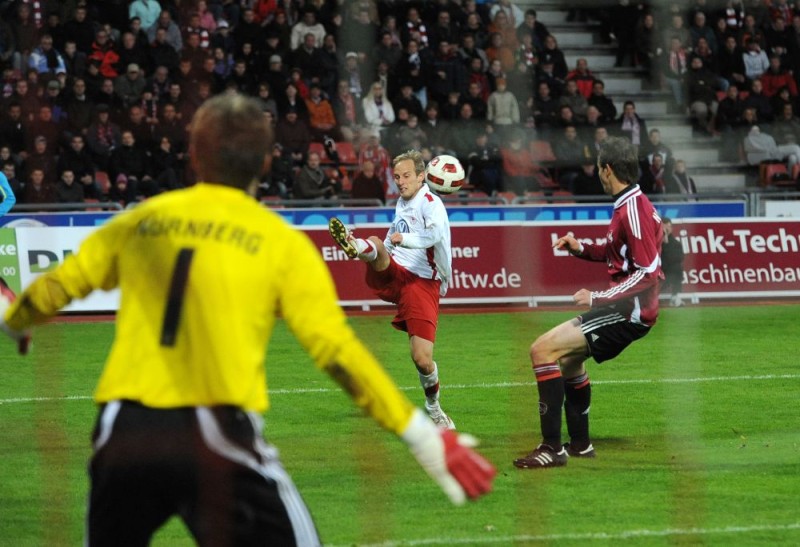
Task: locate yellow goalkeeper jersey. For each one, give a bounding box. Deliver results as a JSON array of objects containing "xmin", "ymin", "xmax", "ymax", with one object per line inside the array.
[{"xmin": 5, "ymin": 184, "xmax": 414, "ymax": 433}]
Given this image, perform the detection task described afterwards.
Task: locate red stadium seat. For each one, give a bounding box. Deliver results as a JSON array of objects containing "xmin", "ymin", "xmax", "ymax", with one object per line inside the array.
[
  {"xmin": 308, "ymin": 142, "xmax": 328, "ymax": 162},
  {"xmin": 759, "ymin": 161, "xmax": 789, "ymax": 187},
  {"xmin": 335, "ymin": 141, "xmax": 357, "ymax": 165},
  {"xmin": 95, "ymin": 171, "xmax": 110, "ymax": 195}
]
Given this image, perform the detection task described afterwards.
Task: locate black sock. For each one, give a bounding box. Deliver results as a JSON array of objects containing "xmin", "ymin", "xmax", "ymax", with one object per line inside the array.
[
  {"xmin": 564, "ymin": 373, "xmax": 591, "ymax": 447},
  {"xmin": 533, "ymin": 362, "xmax": 564, "ymax": 448}
]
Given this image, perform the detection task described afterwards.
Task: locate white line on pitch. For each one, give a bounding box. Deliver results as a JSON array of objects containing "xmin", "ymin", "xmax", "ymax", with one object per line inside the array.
[
  {"xmin": 1, "ymin": 374, "xmax": 797, "ymax": 405},
  {"xmin": 326, "ymin": 521, "xmax": 800, "ymax": 546}
]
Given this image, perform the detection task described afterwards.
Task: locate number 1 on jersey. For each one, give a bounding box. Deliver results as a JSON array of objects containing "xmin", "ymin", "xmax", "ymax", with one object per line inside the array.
[{"xmin": 161, "ymin": 248, "xmax": 195, "ymax": 347}]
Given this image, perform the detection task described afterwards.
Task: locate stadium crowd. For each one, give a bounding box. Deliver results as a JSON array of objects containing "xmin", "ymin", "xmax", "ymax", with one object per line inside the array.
[{"xmin": 2, "ymin": 0, "xmax": 800, "ymax": 208}]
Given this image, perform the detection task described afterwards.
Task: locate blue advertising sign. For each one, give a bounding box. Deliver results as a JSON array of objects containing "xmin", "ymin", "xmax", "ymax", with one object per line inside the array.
[{"xmin": 1, "ymin": 201, "xmax": 746, "ymax": 228}]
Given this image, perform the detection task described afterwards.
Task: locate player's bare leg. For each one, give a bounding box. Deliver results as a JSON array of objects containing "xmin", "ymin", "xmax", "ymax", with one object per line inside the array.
[
  {"xmin": 514, "ymin": 318, "xmax": 587, "ymax": 469},
  {"xmin": 411, "ymin": 335, "xmax": 455, "ymax": 430}
]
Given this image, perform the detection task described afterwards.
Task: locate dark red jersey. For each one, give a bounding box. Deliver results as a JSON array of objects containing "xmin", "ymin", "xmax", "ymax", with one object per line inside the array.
[{"xmin": 577, "ymin": 184, "xmax": 664, "ymax": 326}]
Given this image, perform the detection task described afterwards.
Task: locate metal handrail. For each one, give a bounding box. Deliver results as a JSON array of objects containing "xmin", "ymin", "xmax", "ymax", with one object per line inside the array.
[
  {"xmin": 11, "ymin": 202, "xmax": 124, "ymax": 212},
  {"xmin": 260, "ymin": 198, "xmax": 384, "ymax": 207}
]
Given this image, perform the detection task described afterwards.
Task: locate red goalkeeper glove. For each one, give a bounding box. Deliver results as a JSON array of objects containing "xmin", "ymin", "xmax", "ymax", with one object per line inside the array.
[
  {"xmin": 402, "ymin": 409, "xmax": 496, "ymax": 505},
  {"xmin": 0, "ymin": 280, "xmax": 31, "ymax": 355}
]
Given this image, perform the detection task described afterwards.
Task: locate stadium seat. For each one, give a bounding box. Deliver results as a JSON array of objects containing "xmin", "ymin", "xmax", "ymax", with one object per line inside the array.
[
  {"xmin": 95, "ymin": 171, "xmax": 110, "ymax": 195},
  {"xmin": 335, "ymin": 141, "xmax": 357, "ymax": 165},
  {"xmin": 497, "ymin": 191, "xmax": 518, "ymax": 204},
  {"xmin": 309, "ymin": 142, "xmax": 328, "ymax": 162},
  {"xmin": 83, "ymin": 198, "xmax": 101, "ymax": 211},
  {"xmin": 758, "ymin": 161, "xmax": 790, "ymax": 187}
]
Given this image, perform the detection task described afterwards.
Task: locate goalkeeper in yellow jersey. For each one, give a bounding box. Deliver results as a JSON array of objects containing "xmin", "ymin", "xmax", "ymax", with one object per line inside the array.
[{"xmin": 0, "ymin": 94, "xmax": 495, "ymax": 546}]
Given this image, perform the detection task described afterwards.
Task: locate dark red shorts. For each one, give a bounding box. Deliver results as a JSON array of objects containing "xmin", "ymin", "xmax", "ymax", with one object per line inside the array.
[{"xmin": 366, "ymin": 257, "xmax": 441, "ymax": 342}]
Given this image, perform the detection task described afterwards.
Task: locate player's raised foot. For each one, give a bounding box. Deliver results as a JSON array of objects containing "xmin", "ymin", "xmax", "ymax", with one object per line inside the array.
[
  {"xmin": 426, "ymin": 406, "xmax": 456, "ymax": 430},
  {"xmin": 564, "ymin": 442, "xmax": 596, "ymax": 458},
  {"xmin": 328, "ymin": 217, "xmax": 359, "ymax": 259},
  {"xmin": 513, "ymin": 444, "xmax": 568, "ymax": 469}
]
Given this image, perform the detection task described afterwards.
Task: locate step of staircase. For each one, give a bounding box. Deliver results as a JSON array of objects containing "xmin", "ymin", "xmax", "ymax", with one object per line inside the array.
[
  {"xmin": 694, "ymin": 173, "xmax": 748, "ymax": 191},
  {"xmin": 536, "ymin": 9, "xmax": 568, "ymax": 25}
]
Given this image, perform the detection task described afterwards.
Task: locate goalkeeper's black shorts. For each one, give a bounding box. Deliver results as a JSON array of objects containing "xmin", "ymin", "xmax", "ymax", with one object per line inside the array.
[{"xmin": 87, "ymin": 400, "xmax": 321, "ymax": 546}]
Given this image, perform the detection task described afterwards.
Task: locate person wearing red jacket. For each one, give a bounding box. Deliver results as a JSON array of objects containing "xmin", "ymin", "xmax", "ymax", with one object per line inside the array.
[
  {"xmin": 565, "ymin": 57, "xmax": 595, "ymax": 98},
  {"xmin": 759, "ymin": 55, "xmax": 798, "ymax": 97}
]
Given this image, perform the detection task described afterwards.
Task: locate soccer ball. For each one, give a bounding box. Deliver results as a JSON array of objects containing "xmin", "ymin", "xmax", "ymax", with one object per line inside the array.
[{"xmin": 425, "ymin": 155, "xmax": 466, "ymax": 194}]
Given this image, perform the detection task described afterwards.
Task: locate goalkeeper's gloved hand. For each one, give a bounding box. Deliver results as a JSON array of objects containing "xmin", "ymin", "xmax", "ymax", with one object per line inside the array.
[
  {"xmin": 0, "ymin": 281, "xmax": 31, "ymax": 355},
  {"xmin": 402, "ymin": 408, "xmax": 496, "ymax": 505}
]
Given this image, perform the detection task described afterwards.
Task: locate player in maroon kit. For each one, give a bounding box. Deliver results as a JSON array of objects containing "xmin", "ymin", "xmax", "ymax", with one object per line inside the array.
[{"xmin": 514, "ymin": 136, "xmax": 664, "ymax": 469}]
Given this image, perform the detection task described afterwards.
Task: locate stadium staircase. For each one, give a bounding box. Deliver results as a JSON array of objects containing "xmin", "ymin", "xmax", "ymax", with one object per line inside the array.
[{"xmin": 534, "ymin": 3, "xmax": 754, "ymax": 193}]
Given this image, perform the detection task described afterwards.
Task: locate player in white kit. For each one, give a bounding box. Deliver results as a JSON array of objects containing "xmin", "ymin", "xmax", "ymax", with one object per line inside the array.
[{"xmin": 329, "ymin": 149, "xmax": 455, "ymax": 429}]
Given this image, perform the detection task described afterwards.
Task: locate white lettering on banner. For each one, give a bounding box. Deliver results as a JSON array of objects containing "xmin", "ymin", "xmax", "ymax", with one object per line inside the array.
[
  {"xmin": 686, "ymin": 263, "xmax": 800, "ymax": 285},
  {"xmin": 321, "ymin": 246, "xmax": 353, "ymax": 261},
  {"xmin": 449, "ymin": 268, "xmax": 522, "ymax": 290},
  {"xmin": 680, "ymin": 228, "xmax": 800, "ymax": 254},
  {"xmin": 451, "ymin": 246, "xmax": 480, "ymax": 258},
  {"xmin": 549, "ymin": 232, "xmax": 605, "ymax": 256},
  {"xmin": 0, "ymin": 244, "xmax": 16, "ymax": 255}
]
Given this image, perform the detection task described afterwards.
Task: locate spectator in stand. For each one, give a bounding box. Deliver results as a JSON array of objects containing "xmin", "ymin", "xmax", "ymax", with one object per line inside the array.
[
  {"xmin": 566, "ymin": 58, "xmax": 595, "ymax": 99},
  {"xmin": 638, "ymin": 152, "xmax": 666, "ymax": 194},
  {"xmin": 535, "ymin": 56, "xmax": 565, "ymax": 100},
  {"xmin": 62, "ymin": 39, "xmax": 87, "ymax": 80},
  {"xmin": 487, "ymin": 77, "xmax": 520, "ymax": 138},
  {"xmin": 392, "ymin": 112, "xmax": 428, "ymax": 154},
  {"xmin": 55, "ymin": 169, "xmax": 84, "ymax": 205},
  {"xmin": 715, "ymin": 84, "xmax": 746, "ymax": 160},
  {"xmin": 3, "ymin": 160, "xmax": 23, "ymax": 201},
  {"xmin": 587, "ymin": 80, "xmax": 617, "ymax": 124},
  {"xmin": 428, "ymin": 9, "xmax": 461, "ymax": 51},
  {"xmin": 467, "ymin": 132, "xmax": 503, "ymax": 196},
  {"xmin": 516, "ymin": 9, "xmax": 549, "ymax": 52},
  {"xmin": 743, "ymin": 124, "xmax": 800, "ymax": 170},
  {"xmin": 667, "ymin": 159, "xmax": 698, "ymax": 194},
  {"xmin": 718, "ymin": 34, "xmax": 747, "ymax": 88},
  {"xmin": 553, "ymin": 124, "xmax": 590, "ymax": 191},
  {"xmin": 332, "ymin": 79, "xmax": 363, "ymax": 143},
  {"xmin": 89, "ymin": 28, "xmax": 122, "ymax": 80},
  {"xmin": 109, "ymin": 129, "xmax": 155, "ymax": 196},
  {"xmin": 350, "ymin": 159, "xmax": 385, "ymax": 203},
  {"xmin": 686, "ymin": 55, "xmax": 723, "ymax": 135},
  {"xmin": 532, "ymin": 81, "xmax": 559, "ymax": 131},
  {"xmin": 362, "ymin": 81, "xmax": 395, "ymax": 137},
  {"xmin": 690, "ymin": 11, "xmax": 718, "ymax": 54},
  {"xmin": 640, "ymin": 128, "xmax": 675, "ymax": 169},
  {"xmin": 743, "ymin": 37, "xmax": 770, "ymax": 82},
  {"xmin": 485, "ymin": 31, "xmax": 515, "ymax": 74},
  {"xmin": 27, "ymin": 103, "xmax": 61, "ymax": 151},
  {"xmin": 559, "ymin": 79, "xmax": 589, "ymax": 123},
  {"xmin": 147, "ymin": 10, "xmax": 183, "ymax": 53},
  {"xmin": 25, "ymin": 135, "xmax": 58, "ymax": 186},
  {"xmin": 291, "ymin": 9, "xmax": 326, "ymax": 50},
  {"xmin": 23, "ymin": 168, "xmax": 54, "ymax": 205},
  {"xmin": 572, "ymin": 163, "xmax": 604, "ymax": 197},
  {"xmin": 393, "ymin": 83, "xmax": 424, "ymax": 120},
  {"xmin": 764, "ymin": 15, "xmax": 791, "ymax": 63},
  {"xmin": 661, "ymin": 217, "xmax": 686, "ymax": 307},
  {"xmin": 9, "ymin": 79, "xmax": 39, "ymax": 123},
  {"xmin": 616, "ymin": 100, "xmax": 648, "ymax": 149},
  {"xmin": 63, "ymin": 5, "xmax": 96, "ymax": 57},
  {"xmin": 760, "ymin": 55, "xmax": 798, "ymax": 97},
  {"xmin": 151, "ymin": 136, "xmax": 181, "ymax": 193},
  {"xmin": 129, "ymin": 0, "xmax": 161, "ymax": 32},
  {"xmin": 464, "ymin": 12, "xmax": 489, "ymax": 50},
  {"xmin": 463, "ymin": 80, "xmax": 488, "ymax": 120},
  {"xmin": 447, "ymin": 103, "xmax": 485, "ymax": 162},
  {"xmin": 459, "ymin": 32, "xmax": 489, "ymax": 73},
  {"xmin": 773, "ymin": 103, "xmax": 800, "ymax": 144},
  {"xmin": 0, "ymin": 102, "xmax": 27, "ymax": 160},
  {"xmin": 305, "ymin": 83, "xmax": 340, "ymax": 142},
  {"xmin": 500, "ymin": 129, "xmax": 539, "ymax": 195},
  {"xmin": 607, "ymin": 1, "xmax": 640, "ymax": 68},
  {"xmin": 114, "ymin": 63, "xmax": 147, "ymax": 110},
  {"xmin": 58, "ymin": 134, "xmax": 99, "ymax": 199},
  {"xmin": 770, "ymin": 85, "xmax": 795, "ymax": 117},
  {"xmin": 149, "ymin": 26, "xmax": 180, "ymax": 75},
  {"xmin": 540, "ymin": 35, "xmax": 568, "ymax": 80},
  {"xmin": 358, "ymin": 128, "xmax": 394, "ymax": 195},
  {"xmin": 10, "ymin": 3, "xmax": 37, "ymax": 71},
  {"xmin": 693, "ymin": 36, "xmax": 729, "ymax": 92},
  {"xmin": 429, "ymin": 40, "xmax": 469, "ymax": 107},
  {"xmin": 663, "ymin": 37, "xmax": 689, "ymax": 112},
  {"xmin": 743, "ymin": 78, "xmax": 774, "ymax": 122},
  {"xmin": 635, "ymin": 12, "xmax": 662, "ymax": 90},
  {"xmin": 276, "ymin": 109, "xmax": 311, "ymax": 166},
  {"xmin": 86, "ymin": 104, "xmax": 122, "ymax": 171},
  {"xmin": 28, "ymin": 34, "xmax": 67, "ymax": 78},
  {"xmin": 293, "ymin": 150, "xmax": 339, "ymax": 200},
  {"xmin": 108, "ymin": 172, "xmax": 138, "ymax": 204},
  {"xmin": 276, "ymin": 82, "xmax": 308, "ymax": 121}
]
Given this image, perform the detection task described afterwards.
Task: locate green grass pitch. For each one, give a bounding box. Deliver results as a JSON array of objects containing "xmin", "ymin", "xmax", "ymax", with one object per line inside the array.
[{"xmin": 1, "ymin": 304, "xmax": 799, "ymax": 546}]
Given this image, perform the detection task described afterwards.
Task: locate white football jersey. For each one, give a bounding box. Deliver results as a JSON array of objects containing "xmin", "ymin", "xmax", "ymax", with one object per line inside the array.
[{"xmin": 384, "ymin": 184, "xmax": 452, "ymax": 296}]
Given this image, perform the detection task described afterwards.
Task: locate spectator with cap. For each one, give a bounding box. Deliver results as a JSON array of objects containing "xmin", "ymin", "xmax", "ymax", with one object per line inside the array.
[
  {"xmin": 210, "ymin": 18, "xmax": 235, "ymax": 56},
  {"xmin": 263, "ymin": 54, "xmax": 289, "ymax": 98},
  {"xmin": 114, "ymin": 63, "xmax": 147, "ymax": 110}
]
